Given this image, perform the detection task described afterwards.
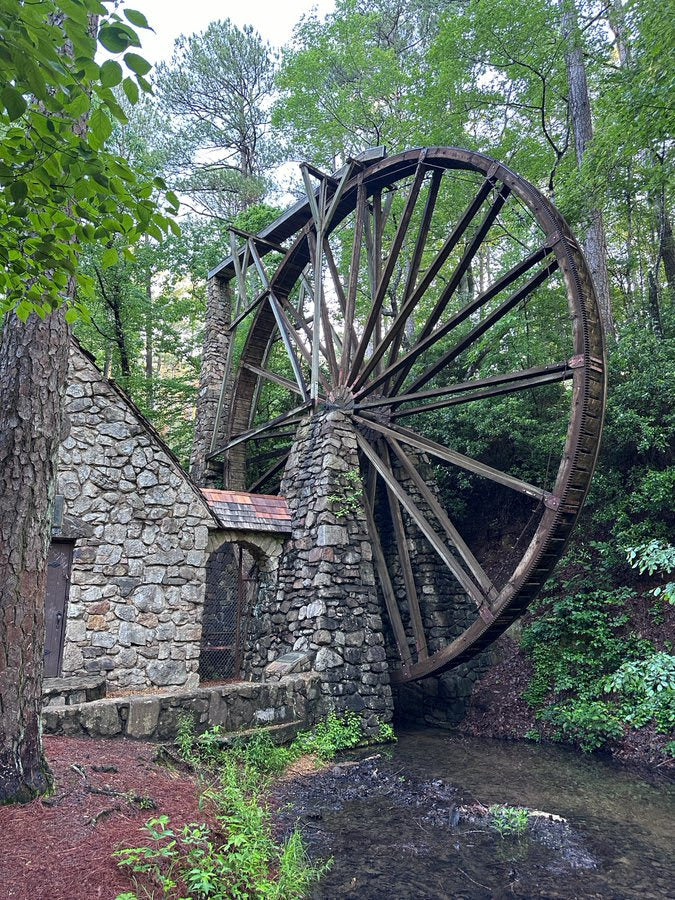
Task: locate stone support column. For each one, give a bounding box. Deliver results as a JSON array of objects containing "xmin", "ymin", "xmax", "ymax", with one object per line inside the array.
[
  {"xmin": 190, "ymin": 275, "xmax": 233, "ymax": 487},
  {"xmin": 261, "ymin": 410, "xmax": 394, "ymax": 736}
]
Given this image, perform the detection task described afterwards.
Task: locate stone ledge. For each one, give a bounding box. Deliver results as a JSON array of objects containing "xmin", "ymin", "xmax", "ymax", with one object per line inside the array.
[
  {"xmin": 42, "ymin": 674, "xmax": 321, "ymax": 741},
  {"xmin": 43, "ymin": 675, "xmax": 106, "ymax": 706}
]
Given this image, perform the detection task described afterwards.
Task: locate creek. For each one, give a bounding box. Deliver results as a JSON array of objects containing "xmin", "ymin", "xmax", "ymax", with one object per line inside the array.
[{"xmin": 274, "ymin": 729, "xmax": 674, "ymax": 899}]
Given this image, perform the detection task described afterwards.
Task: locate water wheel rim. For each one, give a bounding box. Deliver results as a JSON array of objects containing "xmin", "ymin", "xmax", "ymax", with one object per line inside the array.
[{"xmin": 223, "ymin": 147, "xmax": 607, "ymax": 682}]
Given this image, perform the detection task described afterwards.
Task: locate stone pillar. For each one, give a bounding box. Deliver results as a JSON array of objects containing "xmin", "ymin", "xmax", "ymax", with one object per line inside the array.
[
  {"xmin": 260, "ymin": 410, "xmax": 394, "ymax": 737},
  {"xmin": 190, "ymin": 275, "xmax": 233, "ymax": 487}
]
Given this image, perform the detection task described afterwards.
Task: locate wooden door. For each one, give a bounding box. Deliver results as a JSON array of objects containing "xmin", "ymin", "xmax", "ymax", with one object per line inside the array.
[{"xmin": 44, "ymin": 541, "xmax": 73, "ymax": 677}]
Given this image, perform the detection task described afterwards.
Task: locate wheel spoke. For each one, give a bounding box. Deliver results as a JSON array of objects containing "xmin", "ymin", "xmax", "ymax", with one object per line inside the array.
[
  {"xmin": 357, "ymin": 247, "xmax": 555, "ymax": 399},
  {"xmin": 243, "ymin": 363, "xmax": 311, "ymax": 399},
  {"xmin": 248, "ymin": 451, "xmax": 290, "ymax": 493},
  {"xmin": 356, "ymin": 433, "xmax": 490, "ymax": 609},
  {"xmin": 348, "ymin": 160, "xmax": 428, "ymax": 383},
  {"xmin": 307, "ymin": 233, "xmax": 340, "ymax": 383},
  {"xmin": 355, "ymin": 361, "xmax": 572, "ymax": 411},
  {"xmin": 354, "ymin": 415, "xmax": 551, "ymax": 503},
  {"xmin": 384, "ymin": 168, "xmax": 443, "ymax": 381},
  {"xmin": 350, "ymin": 172, "xmax": 500, "ymax": 391},
  {"xmin": 402, "ymin": 258, "xmax": 559, "ymax": 396},
  {"xmin": 362, "ymin": 464, "xmax": 413, "ymax": 669},
  {"xmin": 324, "ymin": 238, "xmax": 360, "ymax": 353},
  {"xmin": 386, "ymin": 436, "xmax": 497, "ymax": 602},
  {"xmin": 340, "ymin": 178, "xmax": 367, "ymax": 379},
  {"xmin": 378, "ymin": 443, "xmax": 428, "ymax": 659},
  {"xmin": 215, "ymin": 401, "xmax": 312, "ymax": 455},
  {"xmin": 394, "ymin": 367, "xmax": 573, "ymax": 418}
]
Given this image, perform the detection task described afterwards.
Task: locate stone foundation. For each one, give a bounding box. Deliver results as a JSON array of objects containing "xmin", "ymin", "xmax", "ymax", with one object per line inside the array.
[
  {"xmin": 245, "ymin": 410, "xmax": 394, "ymax": 737},
  {"xmin": 42, "ymin": 674, "xmax": 320, "ymax": 741}
]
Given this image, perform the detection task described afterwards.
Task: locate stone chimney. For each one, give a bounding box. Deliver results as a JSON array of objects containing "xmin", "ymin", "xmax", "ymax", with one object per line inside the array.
[{"xmin": 190, "ymin": 275, "xmax": 233, "ymax": 487}]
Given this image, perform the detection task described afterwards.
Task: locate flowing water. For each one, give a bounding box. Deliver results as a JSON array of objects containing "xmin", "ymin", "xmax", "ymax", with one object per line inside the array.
[{"xmin": 275, "ymin": 729, "xmax": 674, "ymax": 899}]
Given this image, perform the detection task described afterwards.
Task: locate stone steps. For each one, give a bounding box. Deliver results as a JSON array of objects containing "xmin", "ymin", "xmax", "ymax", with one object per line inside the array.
[{"xmin": 43, "ymin": 675, "xmax": 106, "ymax": 706}]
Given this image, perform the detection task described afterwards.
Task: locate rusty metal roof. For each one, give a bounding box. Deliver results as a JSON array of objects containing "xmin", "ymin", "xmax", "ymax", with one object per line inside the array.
[{"xmin": 202, "ymin": 489, "xmax": 292, "ymax": 534}]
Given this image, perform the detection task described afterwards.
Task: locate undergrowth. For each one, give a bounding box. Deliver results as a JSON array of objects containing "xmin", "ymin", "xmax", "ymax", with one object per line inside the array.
[
  {"xmin": 520, "ymin": 541, "xmax": 675, "ymax": 755},
  {"xmin": 115, "ymin": 711, "xmax": 395, "ymax": 899}
]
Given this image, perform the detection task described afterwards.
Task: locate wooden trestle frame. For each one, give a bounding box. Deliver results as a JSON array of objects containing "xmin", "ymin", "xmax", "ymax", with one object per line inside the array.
[{"xmin": 207, "ymin": 147, "xmax": 607, "ymax": 683}]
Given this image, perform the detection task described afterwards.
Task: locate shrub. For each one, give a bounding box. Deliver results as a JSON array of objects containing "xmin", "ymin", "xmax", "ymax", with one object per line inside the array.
[{"xmin": 541, "ymin": 700, "xmax": 624, "ymax": 753}]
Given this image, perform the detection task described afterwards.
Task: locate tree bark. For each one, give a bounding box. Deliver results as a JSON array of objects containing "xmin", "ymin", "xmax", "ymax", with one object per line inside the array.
[
  {"xmin": 559, "ymin": 0, "xmax": 616, "ymax": 340},
  {"xmin": 0, "ymin": 9, "xmax": 97, "ymax": 805},
  {"xmin": 0, "ymin": 307, "xmax": 69, "ymax": 803}
]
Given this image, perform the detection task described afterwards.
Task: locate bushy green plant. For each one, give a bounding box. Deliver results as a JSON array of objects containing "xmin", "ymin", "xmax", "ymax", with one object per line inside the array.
[
  {"xmin": 541, "ymin": 700, "xmax": 624, "ymax": 753},
  {"xmin": 602, "ymin": 652, "xmax": 675, "ymax": 732},
  {"xmin": 488, "ymin": 805, "xmax": 530, "ymax": 838},
  {"xmin": 292, "ymin": 711, "xmax": 363, "ymax": 760},
  {"xmin": 626, "ymin": 541, "xmax": 675, "ymax": 605},
  {"xmin": 115, "ymin": 758, "xmax": 328, "ymax": 900}
]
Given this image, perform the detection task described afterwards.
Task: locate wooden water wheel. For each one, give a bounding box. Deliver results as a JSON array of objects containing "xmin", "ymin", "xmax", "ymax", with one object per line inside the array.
[{"xmin": 208, "ymin": 147, "xmax": 606, "ymax": 683}]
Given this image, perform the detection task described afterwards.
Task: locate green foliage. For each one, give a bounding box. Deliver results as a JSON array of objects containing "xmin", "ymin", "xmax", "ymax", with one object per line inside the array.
[
  {"xmin": 114, "ymin": 798, "xmax": 326, "ymax": 899},
  {"xmin": 626, "ymin": 541, "xmax": 675, "ymax": 605},
  {"xmin": 292, "ymin": 711, "xmax": 364, "ymax": 760},
  {"xmin": 488, "ymin": 805, "xmax": 530, "ymax": 838},
  {"xmin": 541, "ymin": 700, "xmax": 625, "ymax": 753},
  {"xmin": 0, "ymin": 0, "xmax": 178, "ymax": 318},
  {"xmin": 328, "ymin": 469, "xmax": 363, "ymax": 520},
  {"xmin": 602, "ymin": 652, "xmax": 675, "ymax": 733}
]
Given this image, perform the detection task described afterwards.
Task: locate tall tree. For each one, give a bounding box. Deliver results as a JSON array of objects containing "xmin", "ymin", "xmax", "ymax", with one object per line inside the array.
[
  {"xmin": 558, "ymin": 0, "xmax": 615, "ymax": 339},
  {"xmin": 0, "ymin": 0, "xmax": 174, "ymax": 804},
  {"xmin": 155, "ymin": 19, "xmax": 278, "ymax": 219}
]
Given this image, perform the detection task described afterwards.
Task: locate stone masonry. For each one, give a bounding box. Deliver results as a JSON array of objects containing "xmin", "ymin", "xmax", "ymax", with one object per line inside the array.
[
  {"xmin": 246, "ymin": 410, "xmax": 394, "ymax": 737},
  {"xmin": 54, "ymin": 343, "xmax": 226, "ymax": 689}
]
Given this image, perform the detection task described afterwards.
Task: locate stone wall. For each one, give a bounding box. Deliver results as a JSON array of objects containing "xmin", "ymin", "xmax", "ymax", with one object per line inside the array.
[
  {"xmin": 245, "ymin": 410, "xmax": 394, "ymax": 737},
  {"xmin": 55, "ymin": 344, "xmax": 225, "ymax": 690},
  {"xmin": 42, "ymin": 674, "xmax": 320, "ymax": 741}
]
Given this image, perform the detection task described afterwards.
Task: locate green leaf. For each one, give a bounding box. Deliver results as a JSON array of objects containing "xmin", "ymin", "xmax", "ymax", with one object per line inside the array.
[
  {"xmin": 1, "ymin": 86, "xmax": 27, "ymax": 121},
  {"xmin": 66, "ymin": 91, "xmax": 90, "ymax": 117},
  {"xmin": 100, "ymin": 60, "xmax": 123, "ymax": 87},
  {"xmin": 122, "ymin": 76, "xmax": 139, "ymax": 105},
  {"xmin": 88, "ymin": 107, "xmax": 113, "ymax": 147},
  {"xmin": 9, "ymin": 180, "xmax": 28, "ymax": 202},
  {"xmin": 124, "ymin": 9, "xmax": 151, "ymax": 29},
  {"xmin": 101, "ymin": 247, "xmax": 119, "ymax": 268},
  {"xmin": 124, "ymin": 53, "xmax": 152, "ymax": 76},
  {"xmin": 98, "ymin": 24, "xmax": 132, "ymax": 53}
]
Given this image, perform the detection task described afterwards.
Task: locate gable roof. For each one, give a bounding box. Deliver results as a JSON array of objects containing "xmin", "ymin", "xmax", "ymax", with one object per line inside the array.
[
  {"xmin": 69, "ymin": 338, "xmax": 223, "ymax": 530},
  {"xmin": 201, "ymin": 489, "xmax": 292, "ymax": 534}
]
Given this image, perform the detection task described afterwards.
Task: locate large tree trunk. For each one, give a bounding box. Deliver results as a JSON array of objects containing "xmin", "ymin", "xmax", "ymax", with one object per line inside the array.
[
  {"xmin": 559, "ymin": 0, "xmax": 616, "ymax": 340},
  {"xmin": 0, "ymin": 308, "xmax": 70, "ymax": 804}
]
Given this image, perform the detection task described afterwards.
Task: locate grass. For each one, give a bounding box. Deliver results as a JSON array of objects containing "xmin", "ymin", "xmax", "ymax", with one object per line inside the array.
[{"xmin": 114, "ymin": 712, "xmax": 396, "ymax": 899}]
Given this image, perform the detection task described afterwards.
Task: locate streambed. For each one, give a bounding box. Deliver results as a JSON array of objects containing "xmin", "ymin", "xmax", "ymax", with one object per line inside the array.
[{"xmin": 273, "ymin": 729, "xmax": 674, "ymax": 899}]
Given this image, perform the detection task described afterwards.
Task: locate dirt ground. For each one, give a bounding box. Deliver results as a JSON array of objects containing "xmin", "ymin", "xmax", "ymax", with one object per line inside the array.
[{"xmin": 0, "ymin": 736, "xmax": 207, "ymax": 900}]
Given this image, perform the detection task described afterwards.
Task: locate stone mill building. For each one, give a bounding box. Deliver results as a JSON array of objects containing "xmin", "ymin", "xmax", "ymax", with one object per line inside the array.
[{"xmin": 46, "ymin": 341, "xmax": 290, "ymax": 693}]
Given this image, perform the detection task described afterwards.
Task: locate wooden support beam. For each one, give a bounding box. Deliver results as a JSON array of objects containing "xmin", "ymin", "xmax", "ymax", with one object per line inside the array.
[
  {"xmin": 243, "ymin": 363, "xmax": 309, "ymax": 398},
  {"xmin": 354, "ymin": 415, "xmax": 549, "ymax": 502},
  {"xmin": 378, "ymin": 444, "xmax": 428, "ymax": 659},
  {"xmin": 386, "ymin": 437, "xmax": 496, "ymax": 602},
  {"xmin": 357, "ymin": 433, "xmax": 489, "ymax": 609}
]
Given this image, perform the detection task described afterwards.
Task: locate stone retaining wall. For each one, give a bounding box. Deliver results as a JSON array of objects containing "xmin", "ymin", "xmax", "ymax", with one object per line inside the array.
[{"xmin": 42, "ymin": 673, "xmax": 321, "ymax": 741}]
